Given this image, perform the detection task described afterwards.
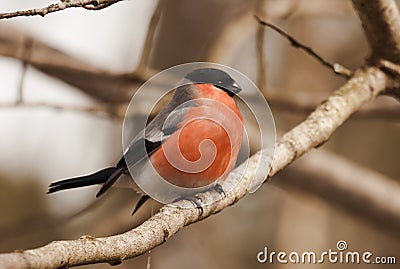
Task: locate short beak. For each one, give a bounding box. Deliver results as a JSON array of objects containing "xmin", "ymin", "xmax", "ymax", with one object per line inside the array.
[{"xmin": 231, "ymin": 82, "xmax": 242, "ymax": 94}]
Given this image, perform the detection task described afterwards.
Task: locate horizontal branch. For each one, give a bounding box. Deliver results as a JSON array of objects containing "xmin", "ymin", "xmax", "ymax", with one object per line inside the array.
[
  {"xmin": 0, "ymin": 25, "xmax": 154, "ymax": 103},
  {"xmin": 277, "ymin": 150, "xmax": 400, "ymax": 235},
  {"xmin": 0, "ymin": 0, "xmax": 125, "ymax": 20},
  {"xmin": 0, "ymin": 65, "xmax": 392, "ymax": 268},
  {"xmin": 0, "ymin": 101, "xmax": 124, "ymax": 120}
]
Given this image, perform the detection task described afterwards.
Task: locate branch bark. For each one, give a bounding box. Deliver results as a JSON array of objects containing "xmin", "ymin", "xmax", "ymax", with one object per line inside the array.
[
  {"xmin": 0, "ymin": 66, "xmax": 393, "ymax": 268},
  {"xmin": 0, "ymin": 0, "xmax": 124, "ymax": 20},
  {"xmin": 352, "ymin": 0, "xmax": 400, "ymax": 64},
  {"xmin": 269, "ymin": 93, "xmax": 400, "ymax": 121}
]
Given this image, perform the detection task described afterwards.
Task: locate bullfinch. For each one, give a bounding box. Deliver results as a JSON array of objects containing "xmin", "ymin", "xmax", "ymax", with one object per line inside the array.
[{"xmin": 48, "ymin": 68, "xmax": 244, "ymax": 213}]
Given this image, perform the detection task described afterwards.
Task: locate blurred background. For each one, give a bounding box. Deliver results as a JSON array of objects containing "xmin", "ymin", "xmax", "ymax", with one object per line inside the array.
[{"xmin": 0, "ymin": 0, "xmax": 399, "ymax": 268}]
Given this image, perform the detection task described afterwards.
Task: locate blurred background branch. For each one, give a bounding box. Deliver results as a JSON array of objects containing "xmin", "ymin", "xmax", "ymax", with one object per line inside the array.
[
  {"xmin": 276, "ymin": 149, "xmax": 400, "ymax": 235},
  {"xmin": 0, "ymin": 25, "xmax": 154, "ymax": 104}
]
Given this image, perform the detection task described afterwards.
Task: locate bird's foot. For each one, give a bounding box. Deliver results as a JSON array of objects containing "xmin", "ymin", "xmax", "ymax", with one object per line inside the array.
[
  {"xmin": 173, "ymin": 195, "xmax": 204, "ymax": 215},
  {"xmin": 214, "ymin": 183, "xmax": 226, "ymax": 198}
]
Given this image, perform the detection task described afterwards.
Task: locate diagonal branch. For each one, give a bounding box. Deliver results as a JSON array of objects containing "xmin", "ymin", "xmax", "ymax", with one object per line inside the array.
[
  {"xmin": 269, "ymin": 66, "xmax": 389, "ymax": 175},
  {"xmin": 0, "ymin": 66, "xmax": 393, "ymax": 268},
  {"xmin": 269, "ymin": 93, "xmax": 400, "ymax": 121},
  {"xmin": 0, "ymin": 0, "xmax": 125, "ymax": 20},
  {"xmin": 255, "ymin": 15, "xmax": 353, "ymax": 78},
  {"xmin": 277, "ymin": 149, "xmax": 400, "ymax": 235}
]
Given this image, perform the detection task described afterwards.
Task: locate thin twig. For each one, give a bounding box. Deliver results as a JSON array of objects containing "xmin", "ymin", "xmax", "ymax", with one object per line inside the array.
[
  {"xmin": 255, "ymin": 0, "xmax": 268, "ymax": 94},
  {"xmin": 0, "ymin": 0, "xmax": 125, "ymax": 20},
  {"xmin": 256, "ymin": 24, "xmax": 267, "ymax": 93},
  {"xmin": 135, "ymin": 0, "xmax": 164, "ymax": 73},
  {"xmin": 254, "ymin": 15, "xmax": 353, "ymax": 78}
]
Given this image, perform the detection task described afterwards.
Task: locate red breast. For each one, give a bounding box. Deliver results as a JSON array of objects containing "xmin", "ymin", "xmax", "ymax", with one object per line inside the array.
[{"xmin": 150, "ymin": 84, "xmax": 243, "ymax": 188}]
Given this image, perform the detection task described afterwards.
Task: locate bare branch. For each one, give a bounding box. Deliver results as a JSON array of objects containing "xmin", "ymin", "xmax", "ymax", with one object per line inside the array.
[
  {"xmin": 277, "ymin": 149, "xmax": 400, "ymax": 235},
  {"xmin": 270, "ymin": 66, "xmax": 389, "ymax": 175},
  {"xmin": 255, "ymin": 1, "xmax": 268, "ymax": 94},
  {"xmin": 352, "ymin": 0, "xmax": 400, "ymax": 64},
  {"xmin": 0, "ymin": 101, "xmax": 123, "ymax": 120},
  {"xmin": 0, "ymin": 25, "xmax": 155, "ymax": 104},
  {"xmin": 0, "ymin": 66, "xmax": 392, "ymax": 268},
  {"xmin": 0, "ymin": 0, "xmax": 125, "ymax": 20},
  {"xmin": 135, "ymin": 0, "xmax": 163, "ymax": 73},
  {"xmin": 255, "ymin": 15, "xmax": 353, "ymax": 78},
  {"xmin": 269, "ymin": 92, "xmax": 400, "ymax": 121},
  {"xmin": 374, "ymin": 59, "xmax": 400, "ymax": 100}
]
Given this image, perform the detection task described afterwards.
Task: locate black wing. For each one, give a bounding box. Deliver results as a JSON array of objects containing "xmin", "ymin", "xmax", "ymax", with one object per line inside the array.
[{"xmin": 97, "ymin": 84, "xmax": 198, "ymax": 197}]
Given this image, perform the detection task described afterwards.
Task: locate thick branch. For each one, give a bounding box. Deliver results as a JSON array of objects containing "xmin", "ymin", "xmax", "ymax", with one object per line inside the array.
[
  {"xmin": 277, "ymin": 150, "xmax": 400, "ymax": 234},
  {"xmin": 0, "ymin": 66, "xmax": 392, "ymax": 268},
  {"xmin": 352, "ymin": 0, "xmax": 400, "ymax": 63},
  {"xmin": 0, "ymin": 0, "xmax": 124, "ymax": 20}
]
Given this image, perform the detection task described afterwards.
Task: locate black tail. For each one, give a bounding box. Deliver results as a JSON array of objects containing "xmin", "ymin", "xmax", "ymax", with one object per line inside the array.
[{"xmin": 47, "ymin": 167, "xmax": 118, "ymax": 194}]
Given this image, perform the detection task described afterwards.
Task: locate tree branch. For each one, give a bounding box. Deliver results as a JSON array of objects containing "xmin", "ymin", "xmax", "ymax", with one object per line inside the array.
[
  {"xmin": 0, "ymin": 101, "xmax": 124, "ymax": 120},
  {"xmin": 269, "ymin": 93, "xmax": 400, "ymax": 121},
  {"xmin": 135, "ymin": 0, "xmax": 163, "ymax": 73},
  {"xmin": 270, "ymin": 66, "xmax": 389, "ymax": 175},
  {"xmin": 255, "ymin": 15, "xmax": 353, "ymax": 78},
  {"xmin": 255, "ymin": 0, "xmax": 268, "ymax": 94},
  {"xmin": 0, "ymin": 65, "xmax": 393, "ymax": 268},
  {"xmin": 0, "ymin": 25, "xmax": 155, "ymax": 104},
  {"xmin": 277, "ymin": 149, "xmax": 400, "ymax": 235},
  {"xmin": 351, "ymin": 0, "xmax": 400, "ymax": 64},
  {"xmin": 0, "ymin": 0, "xmax": 125, "ymax": 20}
]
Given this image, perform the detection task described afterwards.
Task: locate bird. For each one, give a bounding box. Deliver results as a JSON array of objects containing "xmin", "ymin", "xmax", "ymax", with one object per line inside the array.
[{"xmin": 48, "ymin": 68, "xmax": 244, "ymax": 214}]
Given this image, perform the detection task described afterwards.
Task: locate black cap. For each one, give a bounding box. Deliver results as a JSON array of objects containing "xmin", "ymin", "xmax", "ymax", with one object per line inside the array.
[{"xmin": 184, "ymin": 68, "xmax": 242, "ymax": 97}]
